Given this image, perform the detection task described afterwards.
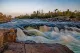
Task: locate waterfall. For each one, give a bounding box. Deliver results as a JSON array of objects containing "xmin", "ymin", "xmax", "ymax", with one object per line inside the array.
[
  {"xmin": 16, "ymin": 28, "xmax": 55, "ymax": 43},
  {"xmin": 25, "ymin": 29, "xmax": 46, "ymax": 36},
  {"xmin": 60, "ymin": 29, "xmax": 80, "ymax": 44},
  {"xmin": 16, "ymin": 27, "xmax": 80, "ymax": 44},
  {"xmin": 53, "ymin": 27, "xmax": 60, "ymax": 32},
  {"xmin": 16, "ymin": 28, "xmax": 27, "ymax": 41}
]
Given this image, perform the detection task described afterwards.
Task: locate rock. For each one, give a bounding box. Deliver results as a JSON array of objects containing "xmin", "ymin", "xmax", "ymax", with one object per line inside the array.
[
  {"xmin": 45, "ymin": 43, "xmax": 74, "ymax": 53},
  {"xmin": 25, "ymin": 43, "xmax": 74, "ymax": 53},
  {"xmin": 0, "ymin": 28, "xmax": 16, "ymax": 43},
  {"xmin": 17, "ymin": 40, "xmax": 36, "ymax": 44},
  {"xmin": 3, "ymin": 43, "xmax": 74, "ymax": 53},
  {"xmin": 25, "ymin": 40, "xmax": 36, "ymax": 44},
  {"xmin": 0, "ymin": 29, "xmax": 9, "ymax": 46},
  {"xmin": 0, "ymin": 28, "xmax": 16, "ymax": 53},
  {"xmin": 4, "ymin": 43, "xmax": 25, "ymax": 53},
  {"xmin": 0, "ymin": 29, "xmax": 9, "ymax": 53},
  {"xmin": 4, "ymin": 50, "xmax": 15, "ymax": 53},
  {"xmin": 8, "ymin": 28, "xmax": 16, "ymax": 42}
]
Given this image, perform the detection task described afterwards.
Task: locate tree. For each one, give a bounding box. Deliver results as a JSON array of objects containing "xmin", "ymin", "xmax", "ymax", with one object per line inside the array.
[
  {"xmin": 14, "ymin": 9, "xmax": 80, "ymax": 21},
  {"xmin": 54, "ymin": 9, "xmax": 58, "ymax": 16},
  {"xmin": 0, "ymin": 12, "xmax": 12, "ymax": 23},
  {"xmin": 55, "ymin": 9, "xmax": 58, "ymax": 13}
]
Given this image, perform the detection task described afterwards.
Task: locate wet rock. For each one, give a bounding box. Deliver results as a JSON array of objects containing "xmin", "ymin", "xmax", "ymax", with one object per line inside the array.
[
  {"xmin": 25, "ymin": 40, "xmax": 36, "ymax": 44},
  {"xmin": 17, "ymin": 40, "xmax": 36, "ymax": 44}
]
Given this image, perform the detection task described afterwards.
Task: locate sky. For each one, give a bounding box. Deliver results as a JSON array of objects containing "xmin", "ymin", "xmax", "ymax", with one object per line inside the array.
[{"xmin": 0, "ymin": 0, "xmax": 80, "ymax": 17}]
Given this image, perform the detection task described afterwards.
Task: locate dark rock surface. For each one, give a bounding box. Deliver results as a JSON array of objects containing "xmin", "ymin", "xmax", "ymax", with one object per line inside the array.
[
  {"xmin": 17, "ymin": 40, "xmax": 36, "ymax": 44},
  {"xmin": 25, "ymin": 40, "xmax": 36, "ymax": 44},
  {"xmin": 3, "ymin": 43, "xmax": 74, "ymax": 53}
]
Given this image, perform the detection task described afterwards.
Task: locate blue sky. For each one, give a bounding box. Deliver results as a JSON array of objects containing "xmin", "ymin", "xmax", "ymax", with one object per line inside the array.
[{"xmin": 0, "ymin": 0, "xmax": 80, "ymax": 17}]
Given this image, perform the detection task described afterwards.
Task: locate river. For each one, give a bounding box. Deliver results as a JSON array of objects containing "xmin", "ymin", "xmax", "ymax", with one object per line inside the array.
[{"xmin": 0, "ymin": 19, "xmax": 80, "ymax": 53}]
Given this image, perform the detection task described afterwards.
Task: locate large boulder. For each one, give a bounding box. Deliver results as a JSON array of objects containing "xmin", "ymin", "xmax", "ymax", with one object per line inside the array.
[
  {"xmin": 45, "ymin": 43, "xmax": 74, "ymax": 53},
  {"xmin": 0, "ymin": 28, "xmax": 16, "ymax": 43},
  {"xmin": 0, "ymin": 29, "xmax": 9, "ymax": 47},
  {"xmin": 0, "ymin": 28, "xmax": 16, "ymax": 53},
  {"xmin": 25, "ymin": 43, "xmax": 74, "ymax": 53},
  {"xmin": 4, "ymin": 43, "xmax": 74, "ymax": 53},
  {"xmin": 7, "ymin": 28, "xmax": 16, "ymax": 42},
  {"xmin": 0, "ymin": 29, "xmax": 9, "ymax": 53}
]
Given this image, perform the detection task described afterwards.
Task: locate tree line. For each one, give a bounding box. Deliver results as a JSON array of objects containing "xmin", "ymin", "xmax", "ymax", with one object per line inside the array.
[
  {"xmin": 15, "ymin": 9, "xmax": 80, "ymax": 21},
  {"xmin": 0, "ymin": 12, "xmax": 12, "ymax": 23},
  {"xmin": 0, "ymin": 9, "xmax": 80, "ymax": 22}
]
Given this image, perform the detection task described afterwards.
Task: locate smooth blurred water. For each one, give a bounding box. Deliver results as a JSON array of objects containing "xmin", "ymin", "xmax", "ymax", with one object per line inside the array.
[
  {"xmin": 16, "ymin": 27, "xmax": 80, "ymax": 53},
  {"xmin": 0, "ymin": 19, "xmax": 80, "ymax": 53}
]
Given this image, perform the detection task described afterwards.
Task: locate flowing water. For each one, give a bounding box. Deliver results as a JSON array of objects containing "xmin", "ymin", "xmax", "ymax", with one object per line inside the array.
[{"xmin": 0, "ymin": 19, "xmax": 80, "ymax": 53}]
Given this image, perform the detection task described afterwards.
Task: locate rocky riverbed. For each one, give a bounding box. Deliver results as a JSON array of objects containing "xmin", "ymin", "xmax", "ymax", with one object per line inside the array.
[{"xmin": 0, "ymin": 28, "xmax": 74, "ymax": 53}]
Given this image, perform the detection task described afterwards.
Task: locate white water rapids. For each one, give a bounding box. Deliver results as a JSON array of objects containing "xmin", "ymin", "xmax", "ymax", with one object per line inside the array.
[
  {"xmin": 16, "ymin": 26, "xmax": 80, "ymax": 53},
  {"xmin": 0, "ymin": 19, "xmax": 80, "ymax": 53}
]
